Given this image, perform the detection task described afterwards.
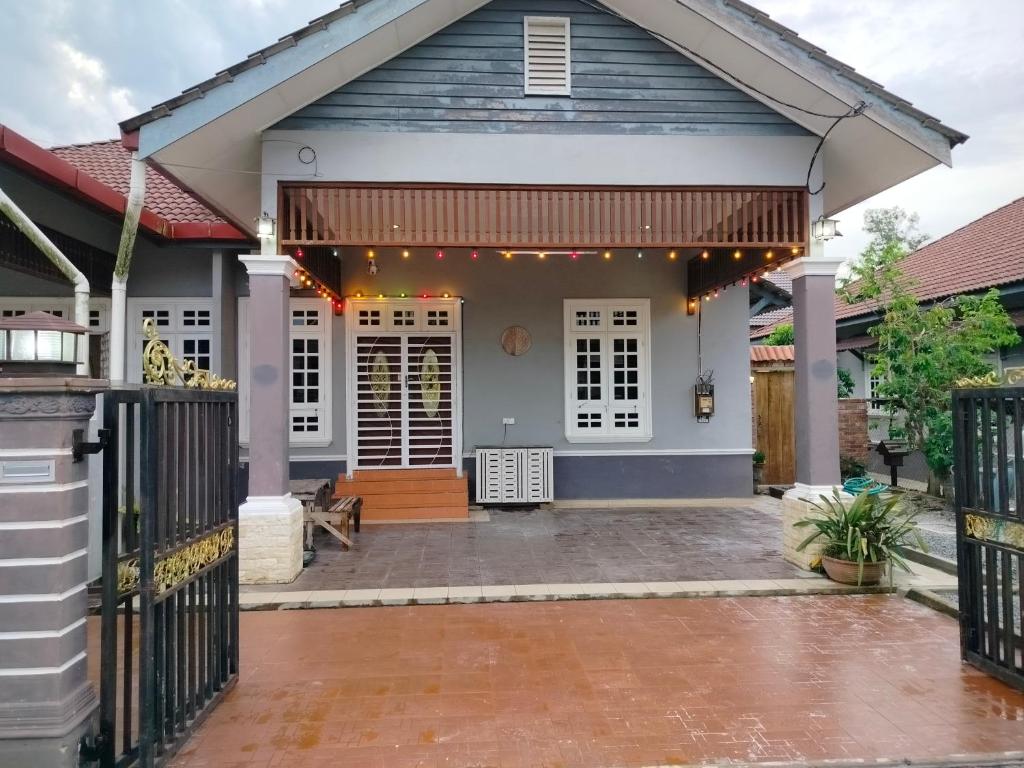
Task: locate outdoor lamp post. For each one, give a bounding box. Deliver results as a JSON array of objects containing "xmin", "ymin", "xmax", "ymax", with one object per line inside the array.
[
  {"xmin": 0, "ymin": 311, "xmax": 103, "ymax": 767},
  {"xmin": 0, "ymin": 310, "xmax": 86, "ymax": 377},
  {"xmin": 811, "ymin": 215, "xmax": 842, "ymax": 241}
]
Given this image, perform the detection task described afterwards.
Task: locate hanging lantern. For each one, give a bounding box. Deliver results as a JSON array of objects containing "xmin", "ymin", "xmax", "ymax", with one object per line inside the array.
[{"xmin": 811, "ymin": 215, "xmax": 842, "ymax": 241}]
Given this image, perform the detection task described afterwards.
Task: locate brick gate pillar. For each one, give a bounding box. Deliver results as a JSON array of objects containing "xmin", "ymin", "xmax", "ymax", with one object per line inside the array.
[
  {"xmin": 0, "ymin": 377, "xmax": 104, "ymax": 767},
  {"xmin": 238, "ymin": 255, "xmax": 303, "ymax": 584},
  {"xmin": 779, "ymin": 223, "xmax": 846, "ymax": 569}
]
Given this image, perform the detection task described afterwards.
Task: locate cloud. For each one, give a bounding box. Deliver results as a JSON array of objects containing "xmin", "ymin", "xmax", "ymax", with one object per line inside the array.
[{"xmin": 54, "ymin": 41, "xmax": 139, "ymax": 142}]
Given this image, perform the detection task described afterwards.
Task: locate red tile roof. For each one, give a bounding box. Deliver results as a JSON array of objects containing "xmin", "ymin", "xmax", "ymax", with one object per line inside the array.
[
  {"xmin": 50, "ymin": 140, "xmax": 224, "ymax": 225},
  {"xmin": 750, "ymin": 344, "xmax": 794, "ymax": 363},
  {"xmin": 0, "ymin": 125, "xmax": 248, "ymax": 241},
  {"xmin": 750, "ymin": 196, "xmax": 1024, "ymax": 339}
]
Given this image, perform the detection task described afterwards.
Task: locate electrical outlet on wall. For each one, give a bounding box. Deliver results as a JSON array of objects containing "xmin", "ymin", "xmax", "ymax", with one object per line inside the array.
[{"xmin": 502, "ymin": 417, "xmax": 515, "ymax": 425}]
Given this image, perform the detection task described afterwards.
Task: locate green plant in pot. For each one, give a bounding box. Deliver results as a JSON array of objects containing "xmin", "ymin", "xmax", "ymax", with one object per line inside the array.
[
  {"xmin": 794, "ymin": 489, "xmax": 926, "ymax": 586},
  {"xmin": 752, "ymin": 450, "xmax": 766, "ymax": 491}
]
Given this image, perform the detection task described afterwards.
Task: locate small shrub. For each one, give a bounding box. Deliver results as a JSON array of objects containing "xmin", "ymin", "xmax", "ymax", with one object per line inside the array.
[
  {"xmin": 840, "ymin": 455, "xmax": 866, "ymax": 480},
  {"xmin": 752, "ymin": 450, "xmax": 766, "ymax": 464}
]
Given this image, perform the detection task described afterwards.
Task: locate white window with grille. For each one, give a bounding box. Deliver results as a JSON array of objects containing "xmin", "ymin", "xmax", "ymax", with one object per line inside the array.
[
  {"xmin": 127, "ymin": 300, "xmax": 215, "ymax": 384},
  {"xmin": 524, "ymin": 16, "xmax": 571, "ymax": 95},
  {"xmin": 564, "ymin": 299, "xmax": 651, "ymax": 442},
  {"xmin": 866, "ymin": 367, "xmax": 885, "ymax": 414},
  {"xmin": 237, "ymin": 297, "xmax": 332, "ymax": 446}
]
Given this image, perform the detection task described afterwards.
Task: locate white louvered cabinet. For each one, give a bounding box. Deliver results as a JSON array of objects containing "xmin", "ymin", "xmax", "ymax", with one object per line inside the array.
[{"xmin": 475, "ymin": 447, "xmax": 553, "ymax": 504}]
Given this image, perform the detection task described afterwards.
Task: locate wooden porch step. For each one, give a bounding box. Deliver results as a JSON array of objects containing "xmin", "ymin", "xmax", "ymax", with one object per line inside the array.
[
  {"xmin": 349, "ymin": 490, "xmax": 467, "ymax": 509},
  {"xmin": 361, "ymin": 505, "xmax": 470, "ymax": 522},
  {"xmin": 348, "ymin": 468, "xmax": 458, "ymax": 482},
  {"xmin": 335, "ymin": 467, "xmax": 469, "ymax": 521},
  {"xmin": 335, "ymin": 478, "xmax": 466, "ymax": 495}
]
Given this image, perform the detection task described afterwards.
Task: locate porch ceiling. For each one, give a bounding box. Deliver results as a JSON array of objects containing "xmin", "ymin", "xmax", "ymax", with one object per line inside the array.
[{"xmin": 125, "ymin": 0, "xmax": 965, "ymax": 237}]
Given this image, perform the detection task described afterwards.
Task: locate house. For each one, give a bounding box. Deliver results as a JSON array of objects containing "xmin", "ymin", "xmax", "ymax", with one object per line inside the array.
[
  {"xmin": 751, "ymin": 196, "xmax": 1024, "ymax": 445},
  {"xmin": 2, "ymin": 0, "xmax": 965, "ymax": 584}
]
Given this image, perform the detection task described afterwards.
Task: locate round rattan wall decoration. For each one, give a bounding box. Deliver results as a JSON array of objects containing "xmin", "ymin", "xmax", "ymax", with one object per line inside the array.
[{"xmin": 500, "ymin": 326, "xmax": 532, "ymax": 356}]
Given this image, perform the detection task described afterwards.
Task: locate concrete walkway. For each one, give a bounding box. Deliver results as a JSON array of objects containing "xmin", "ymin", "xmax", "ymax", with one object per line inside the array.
[
  {"xmin": 246, "ymin": 498, "xmax": 804, "ymax": 593},
  {"xmin": 169, "ymin": 595, "xmax": 1024, "ymax": 768}
]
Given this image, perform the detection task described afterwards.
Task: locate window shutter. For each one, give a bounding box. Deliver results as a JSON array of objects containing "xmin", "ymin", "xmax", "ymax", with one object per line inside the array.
[{"xmin": 524, "ymin": 16, "xmax": 571, "ymax": 95}]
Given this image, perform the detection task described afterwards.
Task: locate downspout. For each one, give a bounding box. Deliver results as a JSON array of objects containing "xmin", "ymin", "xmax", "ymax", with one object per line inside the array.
[
  {"xmin": 0, "ymin": 184, "xmax": 90, "ymax": 374},
  {"xmin": 109, "ymin": 152, "xmax": 146, "ymax": 383}
]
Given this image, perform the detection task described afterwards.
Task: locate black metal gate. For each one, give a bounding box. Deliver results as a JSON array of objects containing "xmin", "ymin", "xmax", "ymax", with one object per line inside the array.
[
  {"xmin": 952, "ymin": 385, "xmax": 1024, "ymax": 691},
  {"xmin": 95, "ymin": 386, "xmax": 239, "ymax": 766}
]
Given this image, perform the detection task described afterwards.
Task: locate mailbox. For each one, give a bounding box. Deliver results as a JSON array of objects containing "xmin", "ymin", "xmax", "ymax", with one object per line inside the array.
[{"xmin": 876, "ymin": 440, "xmax": 911, "ymax": 487}]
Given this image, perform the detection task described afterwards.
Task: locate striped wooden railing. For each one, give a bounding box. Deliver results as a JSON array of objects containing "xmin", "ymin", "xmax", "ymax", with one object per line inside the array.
[{"xmin": 278, "ymin": 184, "xmax": 807, "ymax": 248}]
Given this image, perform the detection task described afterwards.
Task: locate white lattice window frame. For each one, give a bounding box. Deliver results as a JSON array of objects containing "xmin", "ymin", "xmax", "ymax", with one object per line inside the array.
[
  {"xmin": 563, "ymin": 299, "xmax": 652, "ymax": 443},
  {"xmin": 0, "ymin": 296, "xmax": 110, "ymax": 329},
  {"xmin": 866, "ymin": 365, "xmax": 886, "ymax": 415},
  {"xmin": 126, "ymin": 299, "xmax": 216, "ymax": 385},
  {"xmin": 237, "ymin": 297, "xmax": 333, "ymax": 447}
]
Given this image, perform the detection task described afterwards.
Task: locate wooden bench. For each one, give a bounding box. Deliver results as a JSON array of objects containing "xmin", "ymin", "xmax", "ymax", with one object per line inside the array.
[{"xmin": 289, "ymin": 480, "xmax": 361, "ymax": 551}]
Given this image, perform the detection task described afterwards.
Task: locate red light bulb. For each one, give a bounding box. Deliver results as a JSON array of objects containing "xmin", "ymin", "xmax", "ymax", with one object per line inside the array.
[
  {"xmin": 436, "ymin": 250, "xmax": 444, "ymax": 260},
  {"xmin": 471, "ymin": 250, "xmax": 479, "ymax": 260}
]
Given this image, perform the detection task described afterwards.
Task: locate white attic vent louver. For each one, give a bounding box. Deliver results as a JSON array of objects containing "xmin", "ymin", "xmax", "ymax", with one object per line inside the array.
[{"xmin": 524, "ymin": 16, "xmax": 571, "ymax": 95}]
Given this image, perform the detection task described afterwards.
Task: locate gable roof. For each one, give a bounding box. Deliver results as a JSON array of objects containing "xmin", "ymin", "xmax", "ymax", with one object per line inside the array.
[
  {"xmin": 120, "ymin": 0, "xmax": 967, "ymax": 235},
  {"xmin": 0, "ymin": 125, "xmax": 248, "ymax": 241},
  {"xmin": 750, "ymin": 196, "xmax": 1024, "ymax": 340}
]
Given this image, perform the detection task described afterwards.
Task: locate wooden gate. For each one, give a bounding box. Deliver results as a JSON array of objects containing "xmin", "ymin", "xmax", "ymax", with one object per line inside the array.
[
  {"xmin": 753, "ymin": 370, "xmax": 795, "ymax": 485},
  {"xmin": 952, "ymin": 384, "xmax": 1024, "ymax": 691}
]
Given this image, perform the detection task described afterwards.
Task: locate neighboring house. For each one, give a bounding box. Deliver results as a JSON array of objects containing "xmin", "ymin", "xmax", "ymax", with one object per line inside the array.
[
  {"xmin": 751, "ymin": 196, "xmax": 1024, "ymax": 443},
  {"xmin": 0, "ymin": 125, "xmax": 252, "ymax": 581},
  {"xmin": 3, "ymin": 0, "xmax": 964, "ymax": 582}
]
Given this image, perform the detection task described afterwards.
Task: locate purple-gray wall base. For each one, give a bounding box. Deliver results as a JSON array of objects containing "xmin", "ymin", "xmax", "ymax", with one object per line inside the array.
[{"xmin": 244, "ymin": 453, "xmax": 752, "ymax": 501}]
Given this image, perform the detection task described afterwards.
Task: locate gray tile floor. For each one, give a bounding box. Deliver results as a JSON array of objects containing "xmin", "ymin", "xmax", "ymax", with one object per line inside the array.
[{"xmin": 255, "ymin": 501, "xmax": 805, "ymax": 592}]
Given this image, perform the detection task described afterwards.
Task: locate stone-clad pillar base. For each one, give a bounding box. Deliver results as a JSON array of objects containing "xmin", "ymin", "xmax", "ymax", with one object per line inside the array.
[
  {"xmin": 238, "ymin": 495, "xmax": 303, "ymax": 584},
  {"xmin": 0, "ymin": 377, "xmax": 104, "ymax": 767},
  {"xmin": 781, "ymin": 485, "xmax": 833, "ymax": 570}
]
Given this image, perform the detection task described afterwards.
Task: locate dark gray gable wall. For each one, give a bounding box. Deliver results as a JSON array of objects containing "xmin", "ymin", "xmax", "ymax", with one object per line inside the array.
[{"xmin": 272, "ymin": 0, "xmax": 808, "ymax": 136}]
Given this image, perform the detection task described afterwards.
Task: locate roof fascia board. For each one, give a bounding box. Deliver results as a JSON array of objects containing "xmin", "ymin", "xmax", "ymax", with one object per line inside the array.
[
  {"xmin": 689, "ymin": 0, "xmax": 955, "ymax": 165},
  {"xmin": 599, "ymin": 0, "xmax": 954, "ymax": 167},
  {"xmin": 137, "ymin": 0, "xmax": 436, "ymax": 158}
]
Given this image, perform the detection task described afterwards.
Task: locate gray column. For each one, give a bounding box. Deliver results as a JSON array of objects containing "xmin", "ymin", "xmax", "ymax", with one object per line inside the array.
[
  {"xmin": 237, "ymin": 255, "xmax": 303, "ymax": 584},
  {"xmin": 786, "ymin": 258, "xmax": 846, "ymax": 489},
  {"xmin": 0, "ymin": 378, "xmax": 103, "ymax": 768}
]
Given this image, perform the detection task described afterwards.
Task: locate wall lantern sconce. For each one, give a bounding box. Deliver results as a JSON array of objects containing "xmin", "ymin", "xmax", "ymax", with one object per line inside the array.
[
  {"xmin": 811, "ymin": 215, "xmax": 842, "ymax": 241},
  {"xmin": 0, "ymin": 311, "xmax": 86, "ymax": 377},
  {"xmin": 255, "ymin": 212, "xmax": 276, "ymax": 239}
]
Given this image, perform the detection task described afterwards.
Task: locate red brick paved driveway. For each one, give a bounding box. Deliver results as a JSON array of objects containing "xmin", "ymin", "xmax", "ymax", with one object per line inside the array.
[{"xmin": 171, "ymin": 595, "xmax": 1024, "ymax": 767}]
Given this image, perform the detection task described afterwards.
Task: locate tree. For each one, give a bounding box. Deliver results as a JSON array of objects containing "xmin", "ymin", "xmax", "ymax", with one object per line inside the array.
[
  {"xmin": 864, "ymin": 206, "xmax": 929, "ymax": 253},
  {"xmin": 763, "ymin": 323, "xmax": 794, "ymax": 346},
  {"xmin": 842, "ymin": 237, "xmax": 1019, "ymax": 494}
]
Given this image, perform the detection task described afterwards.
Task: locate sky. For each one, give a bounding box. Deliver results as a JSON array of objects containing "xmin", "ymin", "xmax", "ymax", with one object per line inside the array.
[{"xmin": 1, "ymin": 0, "xmax": 1022, "ymax": 265}]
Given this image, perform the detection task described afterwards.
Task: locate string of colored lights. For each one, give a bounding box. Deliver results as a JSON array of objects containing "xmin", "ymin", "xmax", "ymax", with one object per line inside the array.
[{"xmin": 290, "ymin": 245, "xmax": 802, "ymax": 314}]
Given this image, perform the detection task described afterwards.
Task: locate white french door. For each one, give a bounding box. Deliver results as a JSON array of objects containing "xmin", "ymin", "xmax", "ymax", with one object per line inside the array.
[{"xmin": 347, "ymin": 300, "xmax": 461, "ymax": 471}]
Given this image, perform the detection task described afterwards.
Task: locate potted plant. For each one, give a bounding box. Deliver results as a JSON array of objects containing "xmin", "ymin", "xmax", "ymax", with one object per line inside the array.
[
  {"xmin": 752, "ymin": 450, "xmax": 766, "ymax": 491},
  {"xmin": 794, "ymin": 489, "xmax": 925, "ymax": 586}
]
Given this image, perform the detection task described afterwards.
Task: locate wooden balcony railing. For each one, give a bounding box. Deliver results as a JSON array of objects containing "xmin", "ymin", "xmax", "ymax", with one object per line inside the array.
[{"xmin": 278, "ymin": 184, "xmax": 807, "ymax": 249}]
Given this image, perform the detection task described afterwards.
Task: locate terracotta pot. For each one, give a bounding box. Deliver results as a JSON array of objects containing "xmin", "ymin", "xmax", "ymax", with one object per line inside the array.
[{"xmin": 821, "ymin": 555, "xmax": 888, "ymax": 586}]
